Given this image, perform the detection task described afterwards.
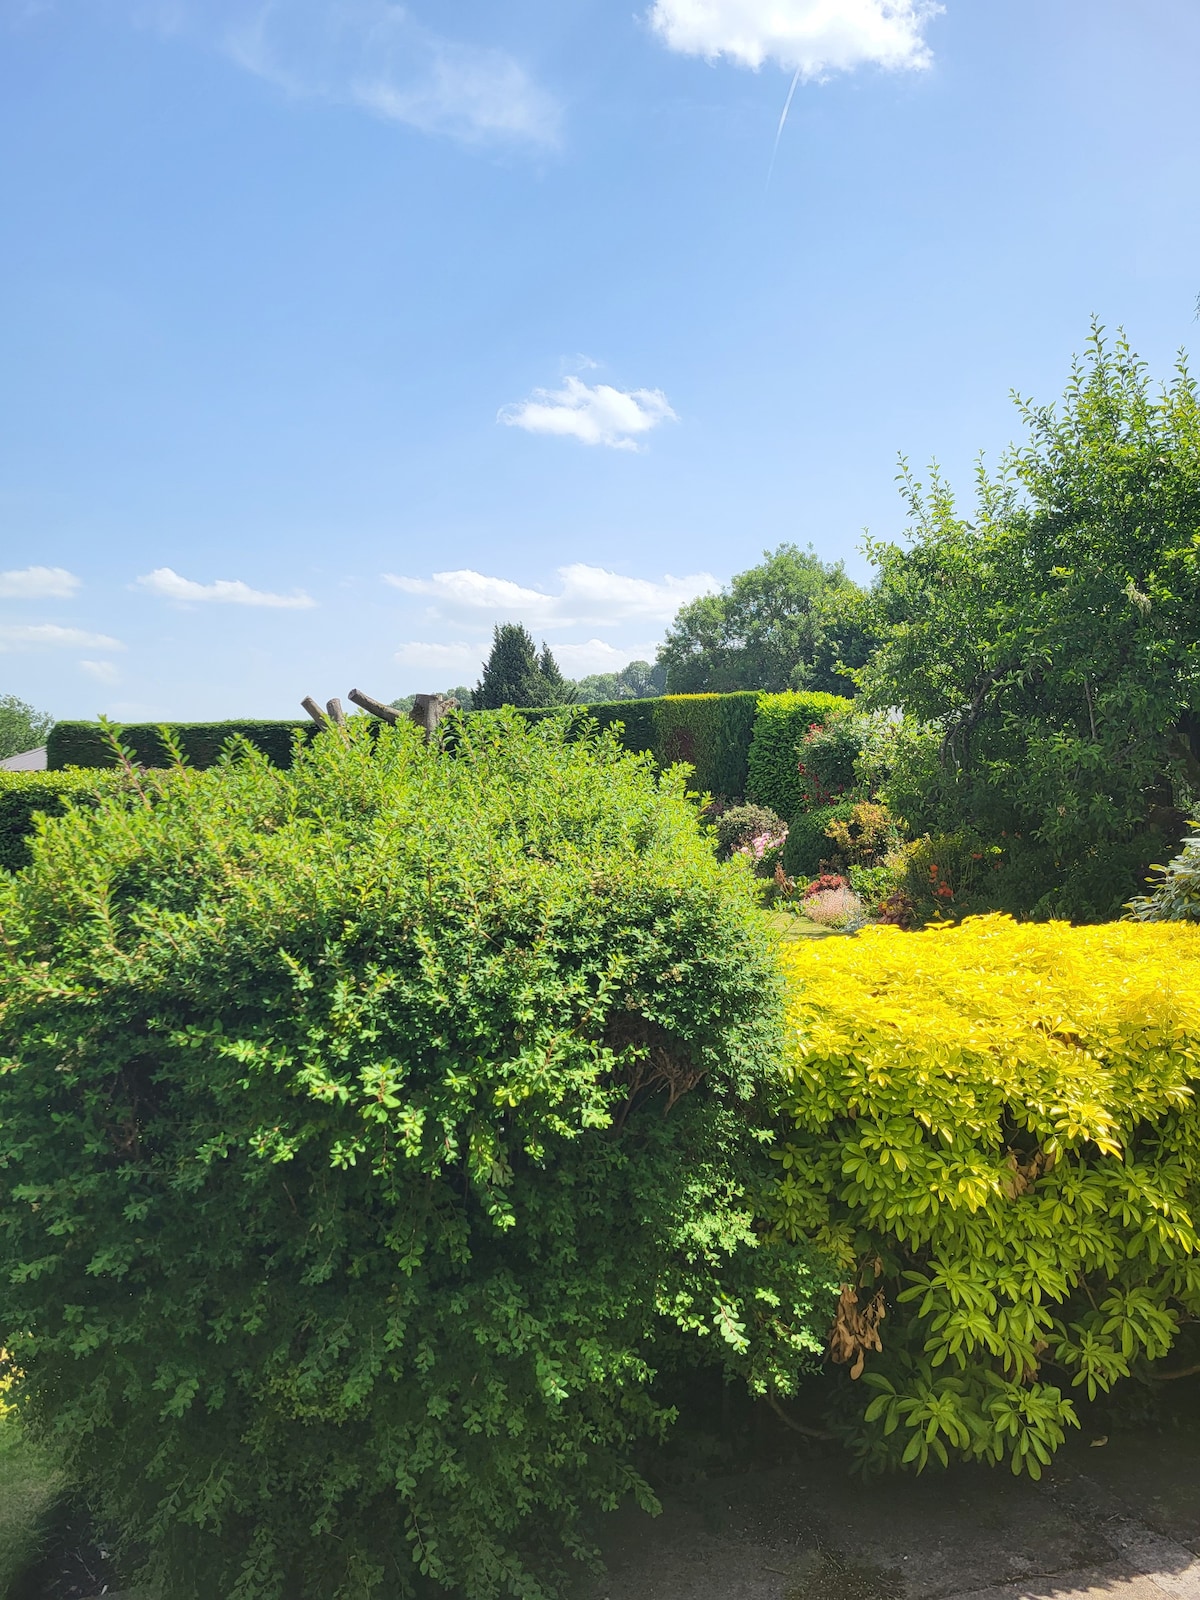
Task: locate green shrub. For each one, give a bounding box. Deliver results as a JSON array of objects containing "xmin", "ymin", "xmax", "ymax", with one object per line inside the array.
[
  {"xmin": 47, "ymin": 718, "xmax": 314, "ymax": 770},
  {"xmin": 516, "ymin": 694, "xmax": 758, "ymax": 801},
  {"xmin": 0, "ymin": 715, "xmax": 834, "ymax": 1600},
  {"xmin": 1128, "ymin": 824, "xmax": 1200, "ymax": 921},
  {"xmin": 714, "ymin": 803, "xmax": 787, "ymax": 860},
  {"xmin": 773, "ymin": 915, "xmax": 1200, "ymax": 1478},
  {"xmin": 0, "ymin": 770, "xmax": 119, "ymax": 873},
  {"xmin": 745, "ymin": 692, "xmax": 852, "ymax": 819},
  {"xmin": 782, "ymin": 802, "xmax": 855, "ymax": 880}
]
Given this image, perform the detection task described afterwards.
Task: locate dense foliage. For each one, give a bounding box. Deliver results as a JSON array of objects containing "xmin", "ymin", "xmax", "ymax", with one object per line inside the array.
[
  {"xmin": 1127, "ymin": 822, "xmax": 1200, "ymax": 921},
  {"xmin": 0, "ymin": 695, "xmax": 53, "ymax": 762},
  {"xmin": 744, "ymin": 691, "xmax": 852, "ymax": 820},
  {"xmin": 0, "ymin": 716, "xmax": 833, "ymax": 1600},
  {"xmin": 656, "ymin": 545, "xmax": 872, "ymax": 696},
  {"xmin": 47, "ymin": 718, "xmax": 314, "ymax": 771},
  {"xmin": 771, "ymin": 916, "xmax": 1200, "ymax": 1478},
  {"xmin": 0, "ymin": 770, "xmax": 118, "ymax": 872},
  {"xmin": 473, "ymin": 623, "xmax": 575, "ymax": 710},
  {"xmin": 862, "ymin": 328, "xmax": 1200, "ymax": 920}
]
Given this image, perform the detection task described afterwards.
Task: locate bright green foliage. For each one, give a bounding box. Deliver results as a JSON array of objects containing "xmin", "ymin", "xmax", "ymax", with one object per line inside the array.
[
  {"xmin": 0, "ymin": 715, "xmax": 833, "ymax": 1600},
  {"xmin": 0, "ymin": 695, "xmax": 54, "ymax": 762},
  {"xmin": 745, "ymin": 692, "xmax": 852, "ymax": 820},
  {"xmin": 48, "ymin": 718, "xmax": 313, "ymax": 771},
  {"xmin": 1128, "ymin": 823, "xmax": 1200, "ymax": 921},
  {"xmin": 0, "ymin": 770, "xmax": 120, "ymax": 873},
  {"xmin": 656, "ymin": 546, "xmax": 872, "ymax": 695},
  {"xmin": 771, "ymin": 915, "xmax": 1200, "ymax": 1478},
  {"xmin": 862, "ymin": 327, "xmax": 1200, "ymax": 920}
]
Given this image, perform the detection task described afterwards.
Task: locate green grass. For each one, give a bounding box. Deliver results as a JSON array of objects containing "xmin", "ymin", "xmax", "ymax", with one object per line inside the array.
[
  {"xmin": 760, "ymin": 910, "xmax": 837, "ymax": 941},
  {"xmin": 0, "ymin": 1408, "xmax": 66, "ymax": 1598}
]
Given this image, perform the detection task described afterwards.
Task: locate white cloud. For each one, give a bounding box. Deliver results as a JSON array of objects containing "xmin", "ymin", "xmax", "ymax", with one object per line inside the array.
[
  {"xmin": 136, "ymin": 567, "xmax": 316, "ymax": 609},
  {"xmin": 550, "ymin": 639, "xmax": 662, "ymax": 675},
  {"xmin": 393, "ymin": 637, "xmax": 665, "ymax": 683},
  {"xmin": 384, "ymin": 563, "xmax": 716, "ymax": 628},
  {"xmin": 0, "ymin": 565, "xmax": 81, "ymax": 599},
  {"xmin": 648, "ymin": 0, "xmax": 941, "ymax": 76},
  {"xmin": 80, "ymin": 659, "xmax": 122, "ymax": 684},
  {"xmin": 0, "ymin": 624, "xmax": 124, "ymax": 652},
  {"xmin": 157, "ymin": 1, "xmax": 560, "ymax": 147},
  {"xmin": 393, "ymin": 640, "xmax": 486, "ymax": 674},
  {"xmin": 499, "ymin": 377, "xmax": 677, "ymax": 451}
]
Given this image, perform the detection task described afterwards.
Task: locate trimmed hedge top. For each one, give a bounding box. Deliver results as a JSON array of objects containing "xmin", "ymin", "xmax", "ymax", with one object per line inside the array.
[
  {"xmin": 0, "ymin": 769, "xmax": 120, "ymax": 873},
  {"xmin": 746, "ymin": 690, "xmax": 853, "ymax": 820},
  {"xmin": 47, "ymin": 719, "xmax": 314, "ymax": 771}
]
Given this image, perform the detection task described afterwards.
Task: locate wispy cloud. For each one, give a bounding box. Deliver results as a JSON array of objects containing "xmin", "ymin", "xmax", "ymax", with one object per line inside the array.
[
  {"xmin": 154, "ymin": 1, "xmax": 560, "ymax": 147},
  {"xmin": 136, "ymin": 567, "xmax": 317, "ymax": 609},
  {"xmin": 80, "ymin": 658, "xmax": 122, "ymax": 683},
  {"xmin": 499, "ymin": 377, "xmax": 677, "ymax": 451},
  {"xmin": 384, "ymin": 563, "xmax": 715, "ymax": 628},
  {"xmin": 648, "ymin": 0, "xmax": 942, "ymax": 76},
  {"xmin": 0, "ymin": 565, "xmax": 81, "ymax": 599},
  {"xmin": 0, "ymin": 624, "xmax": 124, "ymax": 652}
]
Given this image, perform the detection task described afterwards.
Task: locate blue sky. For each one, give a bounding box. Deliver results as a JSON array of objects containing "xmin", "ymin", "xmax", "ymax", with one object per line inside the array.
[{"xmin": 2, "ymin": 0, "xmax": 1199, "ymax": 722}]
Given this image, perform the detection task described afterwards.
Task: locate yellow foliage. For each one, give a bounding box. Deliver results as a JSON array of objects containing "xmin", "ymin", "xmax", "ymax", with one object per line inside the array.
[{"xmin": 773, "ymin": 915, "xmax": 1200, "ymax": 1475}]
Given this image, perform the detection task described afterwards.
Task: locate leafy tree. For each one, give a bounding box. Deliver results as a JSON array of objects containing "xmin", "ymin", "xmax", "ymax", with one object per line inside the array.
[
  {"xmin": 861, "ymin": 326, "xmax": 1200, "ymax": 919},
  {"xmin": 570, "ymin": 660, "xmax": 666, "ymax": 703},
  {"xmin": 389, "ymin": 686, "xmax": 474, "ymax": 714},
  {"xmin": 474, "ymin": 623, "xmax": 574, "ymax": 710},
  {"xmin": 0, "ymin": 694, "xmax": 53, "ymax": 761},
  {"xmin": 655, "ymin": 545, "xmax": 871, "ymax": 695}
]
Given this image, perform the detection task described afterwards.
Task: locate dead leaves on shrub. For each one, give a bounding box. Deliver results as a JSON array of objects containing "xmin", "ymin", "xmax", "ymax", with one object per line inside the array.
[{"xmin": 829, "ymin": 1283, "xmax": 886, "ymax": 1380}]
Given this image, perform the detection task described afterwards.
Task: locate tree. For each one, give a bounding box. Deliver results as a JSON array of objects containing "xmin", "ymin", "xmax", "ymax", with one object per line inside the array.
[
  {"xmin": 570, "ymin": 660, "xmax": 667, "ymax": 703},
  {"xmin": 0, "ymin": 695, "xmax": 53, "ymax": 761},
  {"xmin": 474, "ymin": 624, "xmax": 574, "ymax": 710},
  {"xmin": 861, "ymin": 325, "xmax": 1200, "ymax": 919},
  {"xmin": 655, "ymin": 545, "xmax": 872, "ymax": 695}
]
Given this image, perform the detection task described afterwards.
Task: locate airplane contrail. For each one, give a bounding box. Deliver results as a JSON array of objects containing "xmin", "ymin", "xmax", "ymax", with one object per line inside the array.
[{"xmin": 766, "ymin": 66, "xmax": 803, "ymax": 193}]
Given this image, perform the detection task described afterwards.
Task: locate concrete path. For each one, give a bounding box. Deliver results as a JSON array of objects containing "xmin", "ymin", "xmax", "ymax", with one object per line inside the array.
[{"xmin": 576, "ymin": 1431, "xmax": 1200, "ymax": 1600}]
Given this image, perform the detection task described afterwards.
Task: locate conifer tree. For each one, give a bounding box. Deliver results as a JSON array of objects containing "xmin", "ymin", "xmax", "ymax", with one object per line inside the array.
[{"xmin": 474, "ymin": 624, "xmax": 572, "ymax": 709}]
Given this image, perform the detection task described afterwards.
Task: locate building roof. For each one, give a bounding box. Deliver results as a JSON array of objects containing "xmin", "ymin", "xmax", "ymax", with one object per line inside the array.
[{"xmin": 0, "ymin": 746, "xmax": 48, "ymax": 771}]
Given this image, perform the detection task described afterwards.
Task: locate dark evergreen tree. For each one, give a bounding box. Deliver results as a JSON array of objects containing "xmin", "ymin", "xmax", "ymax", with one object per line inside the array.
[{"xmin": 474, "ymin": 624, "xmax": 571, "ymax": 709}]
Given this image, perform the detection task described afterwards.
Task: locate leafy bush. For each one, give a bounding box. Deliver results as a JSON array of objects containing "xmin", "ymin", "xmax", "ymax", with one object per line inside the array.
[
  {"xmin": 797, "ymin": 714, "xmax": 877, "ymax": 806},
  {"xmin": 1127, "ymin": 823, "xmax": 1200, "ymax": 921},
  {"xmin": 770, "ymin": 915, "xmax": 1200, "ymax": 1478},
  {"xmin": 781, "ymin": 802, "xmax": 855, "ymax": 880},
  {"xmin": 0, "ymin": 715, "xmax": 834, "ymax": 1600},
  {"xmin": 745, "ymin": 692, "xmax": 852, "ymax": 820},
  {"xmin": 0, "ymin": 770, "xmax": 119, "ymax": 873},
  {"xmin": 714, "ymin": 803, "xmax": 787, "ymax": 860},
  {"xmin": 652, "ymin": 693, "xmax": 761, "ymax": 801}
]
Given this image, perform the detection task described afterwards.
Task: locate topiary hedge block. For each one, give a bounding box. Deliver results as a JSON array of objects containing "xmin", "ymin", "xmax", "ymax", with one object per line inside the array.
[
  {"xmin": 746, "ymin": 691, "xmax": 852, "ymax": 820},
  {"xmin": 0, "ymin": 771, "xmax": 119, "ymax": 873},
  {"xmin": 47, "ymin": 719, "xmax": 315, "ymax": 771}
]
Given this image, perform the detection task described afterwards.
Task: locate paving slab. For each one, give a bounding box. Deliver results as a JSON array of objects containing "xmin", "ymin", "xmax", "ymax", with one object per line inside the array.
[{"xmin": 575, "ymin": 1431, "xmax": 1200, "ymax": 1600}]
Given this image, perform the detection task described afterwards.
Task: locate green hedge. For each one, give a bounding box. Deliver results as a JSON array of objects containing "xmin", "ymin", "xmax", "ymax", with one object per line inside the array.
[
  {"xmin": 746, "ymin": 691, "xmax": 852, "ymax": 820},
  {"xmin": 47, "ymin": 720, "xmax": 314, "ymax": 771},
  {"xmin": 518, "ymin": 694, "xmax": 761, "ymax": 799},
  {"xmin": 0, "ymin": 771, "xmax": 119, "ymax": 873}
]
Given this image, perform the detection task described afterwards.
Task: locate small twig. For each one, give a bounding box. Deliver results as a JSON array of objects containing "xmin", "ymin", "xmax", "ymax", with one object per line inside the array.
[{"xmin": 765, "ymin": 1394, "xmax": 836, "ymax": 1440}]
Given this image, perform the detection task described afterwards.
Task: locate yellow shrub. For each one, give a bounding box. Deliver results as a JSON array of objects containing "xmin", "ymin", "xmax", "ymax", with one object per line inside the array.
[{"xmin": 772, "ymin": 915, "xmax": 1200, "ymax": 1476}]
